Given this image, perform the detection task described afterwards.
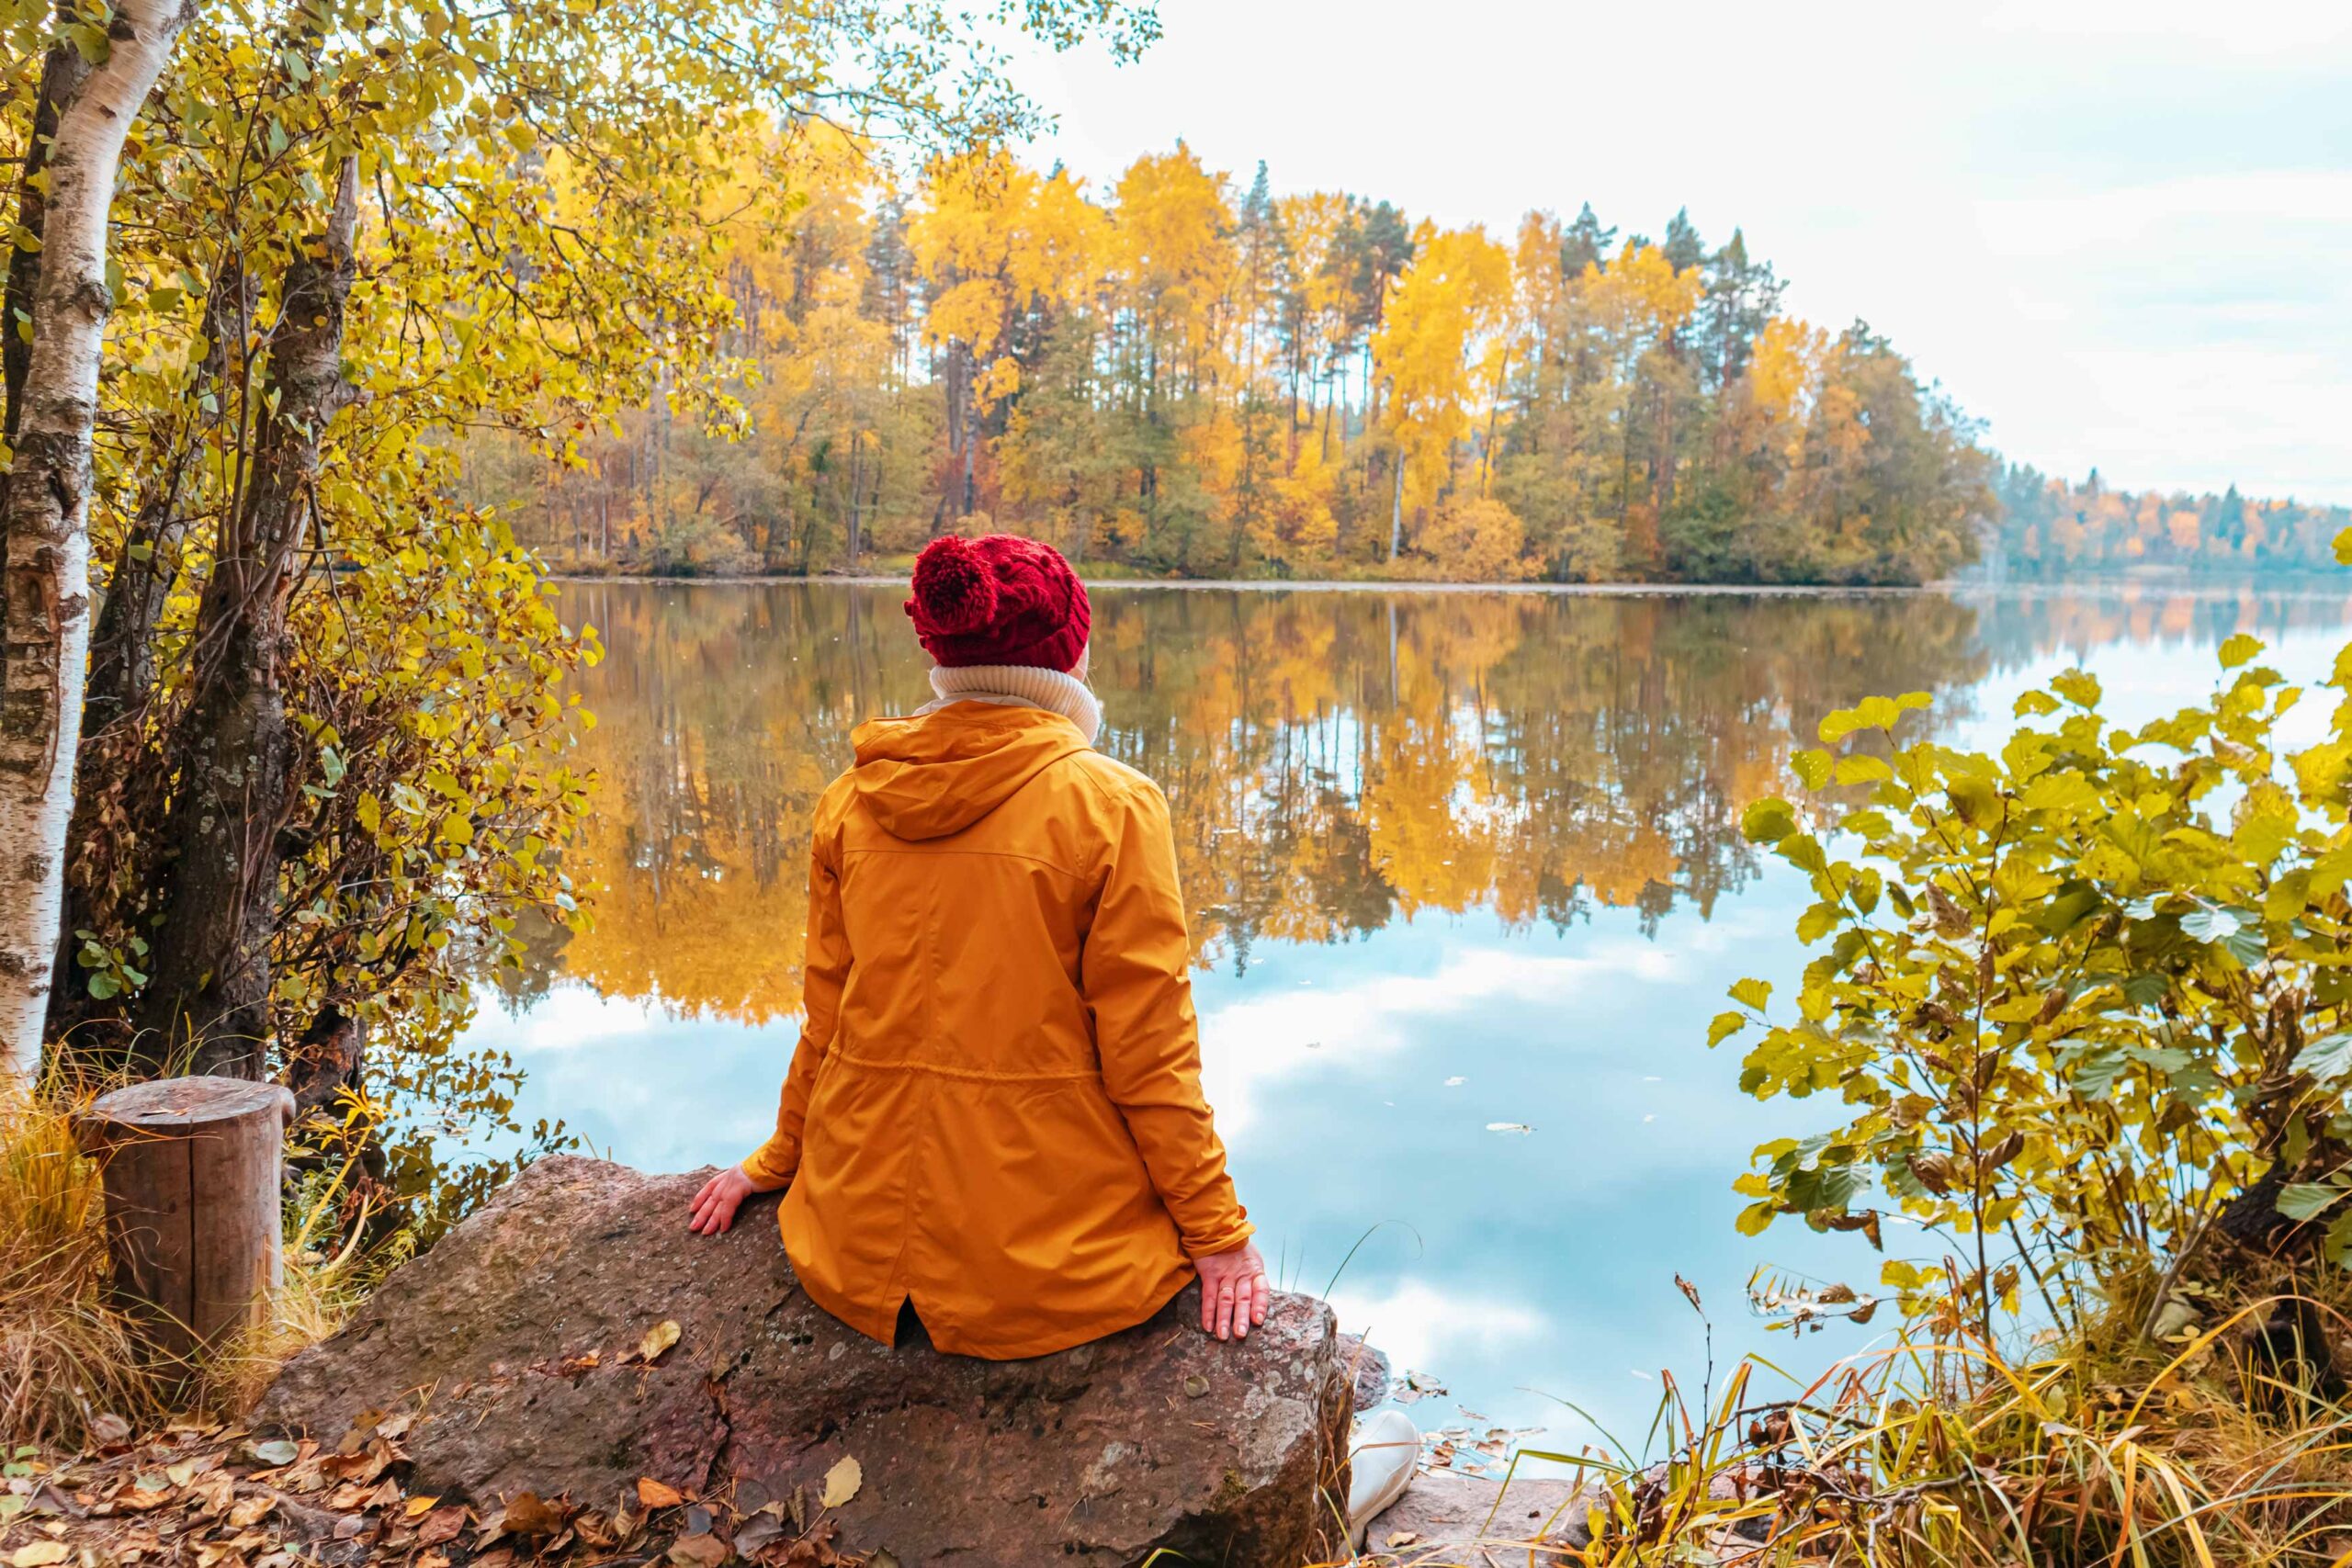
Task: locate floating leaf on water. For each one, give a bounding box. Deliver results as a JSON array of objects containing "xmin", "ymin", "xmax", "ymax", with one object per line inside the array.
[
  {"xmin": 820, "ymin": 1455, "xmax": 862, "ymax": 1509},
  {"xmin": 639, "ymin": 1320, "xmax": 682, "ymax": 1364},
  {"xmin": 1394, "ymin": 1371, "xmax": 1447, "ymax": 1404}
]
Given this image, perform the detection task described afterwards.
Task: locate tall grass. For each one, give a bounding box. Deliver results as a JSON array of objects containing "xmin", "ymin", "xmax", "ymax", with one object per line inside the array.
[
  {"xmin": 0, "ymin": 1078, "xmax": 401, "ymax": 1449},
  {"xmin": 0, "ymin": 1085, "xmax": 157, "ymax": 1448},
  {"xmin": 1454, "ymin": 1288, "xmax": 2352, "ymax": 1566},
  {"xmin": 197, "ymin": 1148, "xmax": 410, "ymax": 1413}
]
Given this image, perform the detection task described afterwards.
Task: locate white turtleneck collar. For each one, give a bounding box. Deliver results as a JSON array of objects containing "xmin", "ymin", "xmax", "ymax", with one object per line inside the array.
[{"xmin": 921, "ymin": 662, "xmax": 1102, "ymax": 745}]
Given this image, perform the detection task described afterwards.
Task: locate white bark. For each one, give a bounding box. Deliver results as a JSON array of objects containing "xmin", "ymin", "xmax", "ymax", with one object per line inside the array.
[
  {"xmin": 0, "ymin": 0, "xmax": 192, "ymax": 1083},
  {"xmin": 1387, "ymin": 450, "xmax": 1407, "ymax": 561}
]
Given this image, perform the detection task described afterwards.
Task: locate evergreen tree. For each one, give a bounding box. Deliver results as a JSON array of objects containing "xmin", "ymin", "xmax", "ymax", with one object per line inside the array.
[
  {"xmin": 1661, "ymin": 207, "xmax": 1706, "ymax": 272},
  {"xmin": 1559, "ymin": 202, "xmax": 1615, "ymax": 276}
]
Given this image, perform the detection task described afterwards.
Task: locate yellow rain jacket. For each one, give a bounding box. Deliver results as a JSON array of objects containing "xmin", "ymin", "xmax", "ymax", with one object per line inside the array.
[{"xmin": 741, "ymin": 701, "xmax": 1252, "ymax": 1359}]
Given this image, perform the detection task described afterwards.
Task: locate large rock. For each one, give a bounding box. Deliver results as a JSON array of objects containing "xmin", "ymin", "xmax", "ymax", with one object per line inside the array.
[{"xmin": 255, "ymin": 1157, "xmax": 1349, "ymax": 1567}]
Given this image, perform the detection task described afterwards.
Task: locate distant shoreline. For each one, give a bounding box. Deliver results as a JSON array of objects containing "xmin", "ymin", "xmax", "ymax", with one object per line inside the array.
[
  {"xmin": 544, "ymin": 571, "xmax": 2352, "ymax": 601},
  {"xmin": 550, "ymin": 572, "xmax": 1929, "ymax": 597}
]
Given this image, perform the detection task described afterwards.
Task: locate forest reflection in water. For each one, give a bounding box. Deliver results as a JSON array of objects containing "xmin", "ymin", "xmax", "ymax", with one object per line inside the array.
[{"xmin": 472, "ymin": 578, "xmax": 2352, "ymax": 1447}]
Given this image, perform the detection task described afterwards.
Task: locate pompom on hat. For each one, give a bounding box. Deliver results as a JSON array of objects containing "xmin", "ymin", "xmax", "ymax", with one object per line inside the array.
[{"xmin": 905, "ymin": 533, "xmax": 1091, "ymax": 671}]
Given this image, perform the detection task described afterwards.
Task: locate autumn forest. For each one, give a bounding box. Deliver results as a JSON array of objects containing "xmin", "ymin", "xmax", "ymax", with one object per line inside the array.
[
  {"xmin": 469, "ymin": 137, "xmax": 2009, "ymax": 586},
  {"xmin": 461, "ymin": 136, "xmax": 2345, "ymax": 589}
]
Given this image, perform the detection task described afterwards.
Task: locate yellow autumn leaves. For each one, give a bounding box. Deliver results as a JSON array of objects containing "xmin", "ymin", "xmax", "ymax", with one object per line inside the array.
[{"xmin": 499, "ymin": 137, "xmax": 1991, "ymax": 587}]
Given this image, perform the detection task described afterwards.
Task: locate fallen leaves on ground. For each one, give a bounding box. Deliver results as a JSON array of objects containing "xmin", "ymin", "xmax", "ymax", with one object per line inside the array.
[
  {"xmin": 5, "ymin": 1420, "xmax": 881, "ymax": 1568},
  {"xmin": 414, "ymin": 1506, "xmax": 467, "ymax": 1547},
  {"xmin": 818, "ymin": 1458, "xmax": 860, "ymax": 1511},
  {"xmin": 497, "ymin": 1492, "xmax": 573, "ymax": 1538},
  {"xmin": 636, "ymin": 1320, "xmax": 682, "ymax": 1365}
]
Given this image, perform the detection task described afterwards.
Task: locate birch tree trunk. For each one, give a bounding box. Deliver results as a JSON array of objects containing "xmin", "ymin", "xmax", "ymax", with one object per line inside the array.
[
  {"xmin": 1386, "ymin": 450, "xmax": 1406, "ymax": 561},
  {"xmin": 137, "ymin": 158, "xmax": 358, "ymax": 1077},
  {"xmin": 2, "ymin": 40, "xmax": 93, "ymax": 441},
  {"xmin": 0, "ymin": 0, "xmax": 193, "ymax": 1085}
]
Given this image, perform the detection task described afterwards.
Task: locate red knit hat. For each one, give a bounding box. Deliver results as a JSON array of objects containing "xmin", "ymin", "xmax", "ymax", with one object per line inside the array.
[{"xmin": 904, "ymin": 533, "xmax": 1091, "ymax": 671}]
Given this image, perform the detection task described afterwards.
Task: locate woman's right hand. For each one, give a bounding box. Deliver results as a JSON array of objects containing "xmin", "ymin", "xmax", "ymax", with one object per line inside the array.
[
  {"xmin": 1194, "ymin": 1239, "xmax": 1272, "ymax": 1340},
  {"xmin": 687, "ymin": 1164, "xmax": 773, "ymax": 1235}
]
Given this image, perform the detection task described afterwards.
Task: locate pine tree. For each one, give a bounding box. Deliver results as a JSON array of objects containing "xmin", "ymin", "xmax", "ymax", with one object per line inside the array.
[
  {"xmin": 1662, "ymin": 207, "xmax": 1706, "ymax": 273},
  {"xmin": 1559, "ymin": 202, "xmax": 1615, "ymax": 276}
]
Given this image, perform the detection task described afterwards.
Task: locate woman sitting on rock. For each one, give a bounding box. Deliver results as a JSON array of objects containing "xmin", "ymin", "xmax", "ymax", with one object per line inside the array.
[{"xmin": 684, "ymin": 532, "xmax": 1271, "ymax": 1356}]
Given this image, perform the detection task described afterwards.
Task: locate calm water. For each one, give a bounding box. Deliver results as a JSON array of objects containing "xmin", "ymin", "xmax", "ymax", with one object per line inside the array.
[{"xmin": 458, "ymin": 579, "xmax": 2352, "ymax": 1465}]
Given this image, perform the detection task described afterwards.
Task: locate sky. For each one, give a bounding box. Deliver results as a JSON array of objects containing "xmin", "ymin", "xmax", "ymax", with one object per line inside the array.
[{"xmin": 1012, "ymin": 0, "xmax": 2352, "ymax": 504}]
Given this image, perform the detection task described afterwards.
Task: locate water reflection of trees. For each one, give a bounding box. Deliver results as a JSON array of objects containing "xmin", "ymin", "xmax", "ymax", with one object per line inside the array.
[
  {"xmin": 542, "ymin": 581, "xmax": 2352, "ymax": 1021},
  {"xmin": 540, "ymin": 584, "xmax": 1998, "ymax": 1022},
  {"xmin": 1965, "ymin": 583, "xmax": 2352, "ymax": 674}
]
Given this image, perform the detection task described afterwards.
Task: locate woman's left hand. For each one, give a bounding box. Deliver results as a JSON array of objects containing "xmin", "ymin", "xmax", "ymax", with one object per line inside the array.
[{"xmin": 1194, "ymin": 1240, "xmax": 1271, "ymax": 1340}]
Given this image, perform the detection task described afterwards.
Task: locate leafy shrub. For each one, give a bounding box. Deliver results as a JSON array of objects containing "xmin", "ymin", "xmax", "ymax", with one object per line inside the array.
[{"xmin": 1714, "ymin": 632, "xmax": 2352, "ymax": 1336}]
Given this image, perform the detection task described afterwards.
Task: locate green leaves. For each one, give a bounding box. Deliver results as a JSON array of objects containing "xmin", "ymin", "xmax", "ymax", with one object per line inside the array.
[
  {"xmin": 2048, "ymin": 668, "xmax": 2103, "ymax": 710},
  {"xmin": 1716, "ymin": 643, "xmax": 2352, "ymax": 1338},
  {"xmin": 2293, "ymin": 1033, "xmax": 2352, "ymax": 1085},
  {"xmin": 1817, "ymin": 691, "xmax": 1931, "ymax": 744},
  {"xmin": 2276, "ymin": 1182, "xmax": 2347, "ymax": 1223},
  {"xmin": 2218, "ymin": 633, "xmax": 2265, "ymax": 670},
  {"xmin": 1741, "ymin": 796, "xmax": 1797, "ymax": 844}
]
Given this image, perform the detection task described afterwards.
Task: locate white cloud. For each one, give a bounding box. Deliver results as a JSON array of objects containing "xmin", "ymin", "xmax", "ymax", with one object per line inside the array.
[
  {"xmin": 1196, "ymin": 943, "xmax": 1672, "ymax": 1136},
  {"xmin": 1324, "ymin": 1279, "xmax": 1545, "ymax": 1381},
  {"xmin": 1013, "ymin": 0, "xmax": 2352, "ymax": 502},
  {"xmin": 467, "ymin": 982, "xmax": 677, "ymax": 1054}
]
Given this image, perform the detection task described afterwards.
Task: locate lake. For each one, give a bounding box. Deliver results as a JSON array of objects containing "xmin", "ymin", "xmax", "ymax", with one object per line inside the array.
[{"xmin": 455, "ymin": 577, "xmax": 2352, "ymax": 1469}]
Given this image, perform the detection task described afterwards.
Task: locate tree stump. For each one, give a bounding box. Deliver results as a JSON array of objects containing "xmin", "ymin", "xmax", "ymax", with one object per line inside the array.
[{"xmin": 74, "ymin": 1077, "xmax": 294, "ymax": 1366}]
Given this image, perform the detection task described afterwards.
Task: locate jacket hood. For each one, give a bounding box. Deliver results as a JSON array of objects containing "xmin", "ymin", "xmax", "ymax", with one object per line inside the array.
[{"xmin": 848, "ymin": 703, "xmax": 1090, "ymax": 840}]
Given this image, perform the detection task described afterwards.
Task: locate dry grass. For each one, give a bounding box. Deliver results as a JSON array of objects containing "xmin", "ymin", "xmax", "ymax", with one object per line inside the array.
[
  {"xmin": 1338, "ymin": 1275, "xmax": 2352, "ymax": 1567},
  {"xmin": 196, "ymin": 1152, "xmax": 409, "ymax": 1414},
  {"xmin": 1538, "ymin": 1299, "xmax": 2350, "ymax": 1565},
  {"xmin": 0, "ymin": 1083, "xmax": 159, "ymax": 1450},
  {"xmin": 0, "ymin": 1078, "xmax": 400, "ymax": 1450}
]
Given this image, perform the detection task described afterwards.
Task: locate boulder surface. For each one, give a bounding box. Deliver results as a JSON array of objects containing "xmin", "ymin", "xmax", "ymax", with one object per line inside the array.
[
  {"xmin": 255, "ymin": 1157, "xmax": 1350, "ymax": 1567},
  {"xmin": 1362, "ymin": 1470, "xmax": 1597, "ymax": 1563}
]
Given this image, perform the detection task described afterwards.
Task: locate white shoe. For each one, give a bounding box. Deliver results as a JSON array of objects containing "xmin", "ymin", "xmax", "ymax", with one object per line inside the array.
[{"xmin": 1347, "ymin": 1407, "xmax": 1419, "ymax": 1550}]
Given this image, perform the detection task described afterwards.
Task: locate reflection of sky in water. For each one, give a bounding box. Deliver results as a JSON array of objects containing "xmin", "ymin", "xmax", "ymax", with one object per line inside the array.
[{"xmin": 458, "ymin": 584, "xmax": 2352, "ymax": 1467}]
